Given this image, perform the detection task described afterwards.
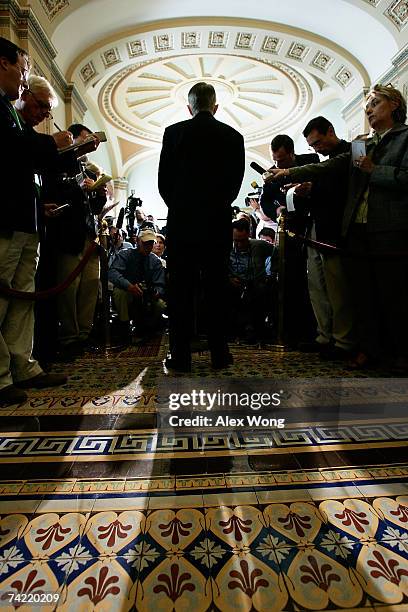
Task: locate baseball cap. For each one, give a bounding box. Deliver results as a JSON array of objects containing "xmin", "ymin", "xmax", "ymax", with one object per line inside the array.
[{"xmin": 138, "ymin": 228, "xmax": 157, "ymax": 242}]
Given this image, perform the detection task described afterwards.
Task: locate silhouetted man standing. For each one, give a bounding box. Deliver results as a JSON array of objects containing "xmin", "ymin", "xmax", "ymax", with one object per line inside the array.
[{"xmin": 158, "ymin": 82, "xmax": 245, "ymax": 371}]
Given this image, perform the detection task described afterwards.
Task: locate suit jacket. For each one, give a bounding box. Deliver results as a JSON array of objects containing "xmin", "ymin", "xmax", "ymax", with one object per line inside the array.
[
  {"xmin": 44, "ymin": 160, "xmax": 106, "ymax": 255},
  {"xmin": 260, "ymin": 153, "xmax": 319, "ymax": 235},
  {"xmin": 0, "ymin": 94, "xmax": 58, "ymax": 233},
  {"xmin": 309, "ymin": 139, "xmax": 350, "ymax": 244},
  {"xmin": 288, "ymin": 124, "xmax": 408, "ymax": 237},
  {"xmin": 158, "ymin": 111, "xmax": 245, "ymax": 245}
]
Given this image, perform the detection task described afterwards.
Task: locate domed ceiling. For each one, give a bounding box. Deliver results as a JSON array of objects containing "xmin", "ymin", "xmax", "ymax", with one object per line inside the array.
[
  {"xmin": 37, "ymin": 0, "xmax": 407, "ymax": 177},
  {"xmin": 103, "ymin": 55, "xmax": 310, "ymax": 144}
]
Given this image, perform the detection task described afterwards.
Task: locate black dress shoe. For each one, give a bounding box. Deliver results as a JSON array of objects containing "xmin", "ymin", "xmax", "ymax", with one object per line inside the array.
[
  {"xmin": 164, "ymin": 356, "xmax": 192, "ymax": 373},
  {"xmin": 211, "ymin": 353, "xmax": 234, "ymax": 369},
  {"xmin": 0, "ymin": 384, "xmax": 27, "ymax": 405},
  {"xmin": 15, "ymin": 372, "xmax": 68, "ymax": 389},
  {"xmin": 298, "ymin": 341, "xmax": 330, "ymax": 353},
  {"xmin": 320, "ymin": 346, "xmax": 354, "ymax": 361}
]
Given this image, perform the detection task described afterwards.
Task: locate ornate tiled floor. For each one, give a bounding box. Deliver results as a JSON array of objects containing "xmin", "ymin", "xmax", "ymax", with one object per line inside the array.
[{"xmin": 0, "ymin": 338, "xmax": 407, "ymax": 610}]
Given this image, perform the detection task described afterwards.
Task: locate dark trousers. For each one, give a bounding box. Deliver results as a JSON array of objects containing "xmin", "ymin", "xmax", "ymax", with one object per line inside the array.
[
  {"xmin": 346, "ymin": 225, "xmax": 408, "ymax": 359},
  {"xmin": 167, "ymin": 243, "xmax": 230, "ymax": 362}
]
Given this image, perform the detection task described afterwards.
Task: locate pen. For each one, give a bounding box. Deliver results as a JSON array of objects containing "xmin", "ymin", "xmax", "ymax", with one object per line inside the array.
[{"xmin": 54, "ymin": 122, "xmax": 63, "ymax": 132}]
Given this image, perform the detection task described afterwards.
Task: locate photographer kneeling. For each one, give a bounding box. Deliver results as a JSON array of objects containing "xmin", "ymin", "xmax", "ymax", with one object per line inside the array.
[
  {"xmin": 108, "ymin": 228, "xmax": 166, "ymax": 342},
  {"xmin": 229, "ymin": 218, "xmax": 277, "ymax": 344}
]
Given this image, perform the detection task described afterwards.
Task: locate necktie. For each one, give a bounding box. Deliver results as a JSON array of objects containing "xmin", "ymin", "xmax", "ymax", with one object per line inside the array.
[{"xmin": 8, "ymin": 103, "xmax": 23, "ymax": 132}]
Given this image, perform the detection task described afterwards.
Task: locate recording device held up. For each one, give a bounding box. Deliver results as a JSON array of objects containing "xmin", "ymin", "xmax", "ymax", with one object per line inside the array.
[
  {"xmin": 125, "ymin": 190, "xmax": 143, "ymax": 234},
  {"xmin": 245, "ymin": 179, "xmax": 262, "ymax": 206}
]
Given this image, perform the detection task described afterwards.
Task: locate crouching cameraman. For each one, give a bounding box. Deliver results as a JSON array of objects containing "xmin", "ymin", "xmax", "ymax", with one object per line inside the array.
[
  {"xmin": 108, "ymin": 228, "xmax": 166, "ymax": 342},
  {"xmin": 229, "ymin": 218, "xmax": 277, "ymax": 344}
]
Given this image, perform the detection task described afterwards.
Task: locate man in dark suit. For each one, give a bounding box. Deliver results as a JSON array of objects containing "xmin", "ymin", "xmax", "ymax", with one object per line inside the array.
[
  {"xmin": 259, "ymin": 134, "xmax": 319, "ymax": 347},
  {"xmin": 0, "ymin": 37, "xmax": 70, "ymax": 404},
  {"xmin": 47, "ymin": 123, "xmax": 106, "ymax": 359},
  {"xmin": 158, "ymin": 82, "xmax": 245, "ymax": 371}
]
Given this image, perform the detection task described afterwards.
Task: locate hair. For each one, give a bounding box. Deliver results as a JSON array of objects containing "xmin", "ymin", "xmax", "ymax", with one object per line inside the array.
[
  {"xmin": 271, "ymin": 134, "xmax": 294, "ymax": 153},
  {"xmin": 85, "ymin": 161, "xmax": 102, "ymax": 176},
  {"xmin": 367, "ymin": 84, "xmax": 407, "ymax": 124},
  {"xmin": 156, "ymin": 233, "xmax": 166, "ymax": 243},
  {"xmin": 259, "ymin": 227, "xmax": 276, "ymax": 240},
  {"xmin": 232, "ymin": 218, "xmax": 250, "ymax": 233},
  {"xmin": 303, "ymin": 116, "xmax": 334, "ymax": 138},
  {"xmin": 0, "ymin": 37, "xmax": 28, "ymax": 65},
  {"xmin": 27, "ymin": 75, "xmax": 58, "ymax": 108},
  {"xmin": 67, "ymin": 123, "xmax": 91, "ymax": 138},
  {"xmin": 188, "ymin": 82, "xmax": 216, "ymax": 115}
]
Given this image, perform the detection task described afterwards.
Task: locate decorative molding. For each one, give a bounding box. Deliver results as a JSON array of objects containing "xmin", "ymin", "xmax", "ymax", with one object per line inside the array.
[
  {"xmin": 181, "ymin": 31, "xmax": 201, "ymax": 48},
  {"xmin": 335, "ymin": 65, "xmax": 354, "ymax": 87},
  {"xmin": 311, "ymin": 50, "xmax": 334, "ymax": 72},
  {"xmin": 80, "ymin": 60, "xmax": 97, "ymax": 84},
  {"xmin": 252, "ymin": 59, "xmax": 312, "ymax": 139},
  {"xmin": 33, "ymin": 62, "xmax": 46, "ymax": 78},
  {"xmin": 208, "ymin": 31, "xmax": 229, "ymax": 48},
  {"xmin": 101, "ymin": 60, "xmax": 165, "ymax": 141},
  {"xmin": 341, "ymin": 88, "xmax": 369, "ymax": 121},
  {"xmin": 377, "ymin": 42, "xmax": 408, "ymax": 84},
  {"xmin": 361, "ymin": 0, "xmax": 380, "ymax": 5},
  {"xmin": 235, "ymin": 32, "xmax": 256, "ymax": 50},
  {"xmin": 385, "ymin": 0, "xmax": 408, "ymax": 30},
  {"xmin": 101, "ymin": 47, "xmax": 121, "ymax": 68},
  {"xmin": 286, "ymin": 42, "xmax": 309, "ymax": 62},
  {"xmin": 50, "ymin": 60, "xmax": 68, "ymax": 97},
  {"xmin": 38, "ymin": 0, "xmax": 69, "ymax": 21},
  {"xmin": 4, "ymin": 2, "xmax": 57, "ymax": 61},
  {"xmin": 64, "ymin": 82, "xmax": 88, "ymax": 117},
  {"xmin": 261, "ymin": 36, "xmax": 283, "ymax": 54},
  {"xmin": 127, "ymin": 39, "xmax": 147, "ymax": 58},
  {"xmin": 153, "ymin": 34, "xmax": 173, "ymax": 52},
  {"xmin": 113, "ymin": 178, "xmax": 129, "ymax": 190}
]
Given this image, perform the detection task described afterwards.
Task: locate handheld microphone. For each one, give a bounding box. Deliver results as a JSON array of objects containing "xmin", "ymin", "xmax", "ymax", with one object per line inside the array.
[
  {"xmin": 116, "ymin": 207, "xmax": 125, "ymax": 229},
  {"xmin": 250, "ymin": 161, "xmax": 267, "ymax": 175}
]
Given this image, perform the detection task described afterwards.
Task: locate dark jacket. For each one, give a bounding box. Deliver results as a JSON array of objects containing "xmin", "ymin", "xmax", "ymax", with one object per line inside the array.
[
  {"xmin": 0, "ymin": 94, "xmax": 58, "ymax": 233},
  {"xmin": 230, "ymin": 239, "xmax": 277, "ymax": 283},
  {"xmin": 158, "ymin": 111, "xmax": 245, "ymax": 245},
  {"xmin": 288, "ymin": 124, "xmax": 408, "ymax": 236},
  {"xmin": 260, "ymin": 153, "xmax": 319, "ymax": 235},
  {"xmin": 108, "ymin": 248, "xmax": 166, "ymax": 295},
  {"xmin": 309, "ymin": 139, "xmax": 350, "ymax": 244},
  {"xmin": 45, "ymin": 159, "xmax": 106, "ymax": 255}
]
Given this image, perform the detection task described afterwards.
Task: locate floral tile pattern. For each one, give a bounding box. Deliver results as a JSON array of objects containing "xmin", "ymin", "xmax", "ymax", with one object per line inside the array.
[{"xmin": 0, "ymin": 495, "xmax": 407, "ymax": 609}]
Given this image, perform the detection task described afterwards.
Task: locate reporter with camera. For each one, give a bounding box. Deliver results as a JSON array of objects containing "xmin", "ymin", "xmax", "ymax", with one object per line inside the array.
[
  {"xmin": 50, "ymin": 123, "xmax": 106, "ymax": 359},
  {"xmin": 108, "ymin": 228, "xmax": 166, "ymax": 342},
  {"xmin": 229, "ymin": 218, "xmax": 277, "ymax": 344}
]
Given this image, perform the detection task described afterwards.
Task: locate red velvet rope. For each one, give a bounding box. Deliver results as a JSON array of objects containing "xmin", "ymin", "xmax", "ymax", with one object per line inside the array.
[
  {"xmin": 0, "ymin": 241, "xmax": 99, "ymax": 301},
  {"xmin": 288, "ymin": 231, "xmax": 408, "ymax": 259}
]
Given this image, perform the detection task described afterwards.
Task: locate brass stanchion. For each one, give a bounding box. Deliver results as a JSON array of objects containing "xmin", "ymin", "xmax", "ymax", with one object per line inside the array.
[
  {"xmin": 270, "ymin": 210, "xmax": 289, "ymax": 352},
  {"xmin": 98, "ymin": 233, "xmax": 111, "ymax": 350},
  {"xmin": 92, "ymin": 230, "xmax": 122, "ymax": 354}
]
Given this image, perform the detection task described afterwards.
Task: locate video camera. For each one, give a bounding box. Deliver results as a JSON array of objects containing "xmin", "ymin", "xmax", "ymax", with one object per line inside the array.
[
  {"xmin": 125, "ymin": 190, "xmax": 143, "ymax": 233},
  {"xmin": 245, "ymin": 181, "xmax": 262, "ymax": 207}
]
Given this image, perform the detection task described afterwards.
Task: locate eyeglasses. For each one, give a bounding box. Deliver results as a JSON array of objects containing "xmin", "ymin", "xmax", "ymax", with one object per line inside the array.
[{"xmin": 27, "ymin": 89, "xmax": 53, "ymax": 119}]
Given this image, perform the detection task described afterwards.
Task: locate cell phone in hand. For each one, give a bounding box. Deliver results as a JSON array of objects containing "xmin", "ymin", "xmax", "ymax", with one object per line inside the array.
[
  {"xmin": 53, "ymin": 203, "xmax": 70, "ymax": 213},
  {"xmin": 352, "ymin": 140, "xmax": 366, "ymax": 165}
]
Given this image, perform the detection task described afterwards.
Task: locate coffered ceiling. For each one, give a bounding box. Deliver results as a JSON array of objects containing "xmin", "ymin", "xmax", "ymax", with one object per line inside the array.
[{"xmin": 33, "ymin": 0, "xmax": 408, "ymax": 177}]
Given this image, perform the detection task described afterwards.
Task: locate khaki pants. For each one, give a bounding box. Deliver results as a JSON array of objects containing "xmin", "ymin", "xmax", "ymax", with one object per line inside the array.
[
  {"xmin": 112, "ymin": 287, "xmax": 165, "ymax": 331},
  {"xmin": 0, "ymin": 231, "xmax": 43, "ymax": 390},
  {"xmin": 307, "ymin": 226, "xmax": 354, "ymax": 350},
  {"xmin": 57, "ymin": 240, "xmax": 100, "ymax": 346}
]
